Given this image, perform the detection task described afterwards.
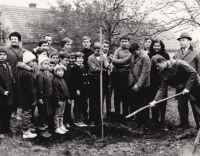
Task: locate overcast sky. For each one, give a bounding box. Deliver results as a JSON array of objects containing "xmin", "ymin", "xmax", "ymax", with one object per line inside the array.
[{"xmin": 1, "ymin": 0, "xmax": 200, "ymax": 41}]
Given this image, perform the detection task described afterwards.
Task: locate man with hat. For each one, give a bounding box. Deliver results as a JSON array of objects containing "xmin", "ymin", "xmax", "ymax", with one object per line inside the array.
[{"xmin": 173, "ymin": 32, "xmax": 200, "ymax": 130}]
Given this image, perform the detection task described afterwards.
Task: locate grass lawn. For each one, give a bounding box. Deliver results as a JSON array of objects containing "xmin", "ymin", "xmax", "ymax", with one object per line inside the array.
[{"xmin": 0, "ymin": 88, "xmax": 199, "ymax": 156}]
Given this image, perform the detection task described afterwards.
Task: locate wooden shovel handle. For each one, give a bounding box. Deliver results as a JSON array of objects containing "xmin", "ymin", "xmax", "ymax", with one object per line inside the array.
[{"xmin": 125, "ymin": 92, "xmax": 183, "ymax": 119}]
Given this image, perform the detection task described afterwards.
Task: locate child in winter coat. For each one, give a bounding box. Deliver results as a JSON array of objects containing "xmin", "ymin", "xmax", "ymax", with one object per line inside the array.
[
  {"xmin": 70, "ymin": 52, "xmax": 89, "ymax": 127},
  {"xmin": 52, "ymin": 65, "xmax": 70, "ymax": 134},
  {"xmin": 36, "ymin": 55, "xmax": 52, "ymax": 138},
  {"xmin": 18, "ymin": 51, "xmax": 37, "ymax": 139},
  {"xmin": 0, "ymin": 46, "xmax": 15, "ymax": 139}
]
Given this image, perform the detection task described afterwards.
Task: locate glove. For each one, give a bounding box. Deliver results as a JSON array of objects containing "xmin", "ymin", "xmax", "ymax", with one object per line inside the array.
[
  {"xmin": 149, "ymin": 100, "xmax": 157, "ymax": 107},
  {"xmin": 182, "ymin": 88, "xmax": 189, "ymax": 95}
]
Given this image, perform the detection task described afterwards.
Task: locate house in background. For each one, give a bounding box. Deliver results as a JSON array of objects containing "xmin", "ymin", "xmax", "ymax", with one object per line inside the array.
[{"xmin": 0, "ymin": 3, "xmax": 53, "ymax": 50}]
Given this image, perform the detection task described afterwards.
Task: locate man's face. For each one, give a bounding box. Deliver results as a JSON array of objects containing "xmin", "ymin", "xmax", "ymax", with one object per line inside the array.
[
  {"xmin": 41, "ymin": 43, "xmax": 49, "ymax": 51},
  {"xmin": 52, "ymin": 55, "xmax": 59, "ymax": 64},
  {"xmin": 56, "ymin": 69, "xmax": 64, "ymax": 77},
  {"xmin": 144, "ymin": 39, "xmax": 152, "ymax": 50},
  {"xmin": 41, "ymin": 60, "xmax": 50, "ymax": 71},
  {"xmin": 64, "ymin": 42, "xmax": 72, "ymax": 51},
  {"xmin": 10, "ymin": 36, "xmax": 19, "ymax": 46},
  {"xmin": 0, "ymin": 52, "xmax": 7, "ymax": 62},
  {"xmin": 94, "ymin": 48, "xmax": 100, "ymax": 56},
  {"xmin": 82, "ymin": 39, "xmax": 91, "ymax": 49},
  {"xmin": 60, "ymin": 58, "xmax": 69, "ymax": 66},
  {"xmin": 179, "ymin": 38, "xmax": 190, "ymax": 49},
  {"xmin": 120, "ymin": 39, "xmax": 130, "ymax": 49},
  {"xmin": 153, "ymin": 42, "xmax": 161, "ymax": 53},
  {"xmin": 45, "ymin": 36, "xmax": 52, "ymax": 46},
  {"xmin": 102, "ymin": 43, "xmax": 109, "ymax": 54},
  {"xmin": 156, "ymin": 62, "xmax": 166, "ymax": 71}
]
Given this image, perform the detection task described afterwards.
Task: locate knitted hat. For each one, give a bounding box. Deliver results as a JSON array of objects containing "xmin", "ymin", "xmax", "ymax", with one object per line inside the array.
[
  {"xmin": 23, "ymin": 51, "xmax": 36, "ymax": 63},
  {"xmin": 54, "ymin": 64, "xmax": 65, "ymax": 74},
  {"xmin": 0, "ymin": 46, "xmax": 7, "ymax": 54},
  {"xmin": 38, "ymin": 55, "xmax": 50, "ymax": 66}
]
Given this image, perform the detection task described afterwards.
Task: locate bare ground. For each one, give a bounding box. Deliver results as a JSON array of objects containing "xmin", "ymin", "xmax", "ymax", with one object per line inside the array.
[{"xmin": 0, "ymin": 88, "xmax": 199, "ymax": 156}]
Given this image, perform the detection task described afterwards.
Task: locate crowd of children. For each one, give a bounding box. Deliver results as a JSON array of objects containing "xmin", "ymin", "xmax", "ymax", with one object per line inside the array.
[{"xmin": 0, "ymin": 31, "xmax": 200, "ymax": 139}]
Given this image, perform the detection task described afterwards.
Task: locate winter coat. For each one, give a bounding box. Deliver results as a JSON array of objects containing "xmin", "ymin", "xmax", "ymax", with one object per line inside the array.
[
  {"xmin": 17, "ymin": 67, "xmax": 36, "ymax": 109},
  {"xmin": 6, "ymin": 45, "xmax": 26, "ymax": 79},
  {"xmin": 81, "ymin": 48, "xmax": 94, "ymax": 73},
  {"xmin": 129, "ymin": 51, "xmax": 151, "ymax": 88},
  {"xmin": 69, "ymin": 63, "xmax": 89, "ymax": 99},
  {"xmin": 0, "ymin": 62, "xmax": 15, "ymax": 106},
  {"xmin": 36, "ymin": 69, "xmax": 52, "ymax": 99},
  {"xmin": 52, "ymin": 76, "xmax": 69, "ymax": 103}
]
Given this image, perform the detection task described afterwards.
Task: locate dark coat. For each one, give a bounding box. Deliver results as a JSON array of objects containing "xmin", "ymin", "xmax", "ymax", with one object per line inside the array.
[
  {"xmin": 36, "ymin": 69, "xmax": 52, "ymax": 99},
  {"xmin": 173, "ymin": 45, "xmax": 200, "ymax": 75},
  {"xmin": 6, "ymin": 45, "xmax": 26, "ymax": 79},
  {"xmin": 0, "ymin": 62, "xmax": 15, "ymax": 106},
  {"xmin": 81, "ymin": 48, "xmax": 94, "ymax": 73},
  {"xmin": 155, "ymin": 59, "xmax": 200, "ymax": 101},
  {"xmin": 129, "ymin": 51, "xmax": 151, "ymax": 88},
  {"xmin": 52, "ymin": 76, "xmax": 69, "ymax": 103},
  {"xmin": 17, "ymin": 67, "xmax": 36, "ymax": 109},
  {"xmin": 69, "ymin": 63, "xmax": 89, "ymax": 99},
  {"xmin": 148, "ymin": 50, "xmax": 170, "ymax": 101}
]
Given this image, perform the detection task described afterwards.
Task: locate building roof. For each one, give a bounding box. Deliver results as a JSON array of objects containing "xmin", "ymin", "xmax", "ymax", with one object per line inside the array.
[{"xmin": 0, "ymin": 4, "xmax": 48, "ymax": 42}]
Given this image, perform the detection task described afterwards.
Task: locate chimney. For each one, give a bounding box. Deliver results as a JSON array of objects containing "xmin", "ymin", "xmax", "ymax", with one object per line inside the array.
[{"xmin": 29, "ymin": 3, "xmax": 36, "ymax": 8}]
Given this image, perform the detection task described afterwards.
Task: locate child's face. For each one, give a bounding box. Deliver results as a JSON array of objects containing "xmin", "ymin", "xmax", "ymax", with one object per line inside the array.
[
  {"xmin": 82, "ymin": 39, "xmax": 91, "ymax": 49},
  {"xmin": 120, "ymin": 39, "xmax": 130, "ymax": 49},
  {"xmin": 49, "ymin": 63, "xmax": 56, "ymax": 72},
  {"xmin": 144, "ymin": 39, "xmax": 152, "ymax": 50},
  {"xmin": 102, "ymin": 43, "xmax": 109, "ymax": 54},
  {"xmin": 41, "ymin": 43, "xmax": 49, "ymax": 51},
  {"xmin": 10, "ymin": 36, "xmax": 19, "ymax": 46},
  {"xmin": 52, "ymin": 55, "xmax": 59, "ymax": 64},
  {"xmin": 60, "ymin": 58, "xmax": 69, "ymax": 66},
  {"xmin": 76, "ymin": 56, "xmax": 84, "ymax": 64},
  {"xmin": 38, "ymin": 51, "xmax": 48, "ymax": 57},
  {"xmin": 0, "ymin": 52, "xmax": 7, "ymax": 62},
  {"xmin": 64, "ymin": 42, "xmax": 72, "ymax": 51},
  {"xmin": 41, "ymin": 60, "xmax": 50, "ymax": 71},
  {"xmin": 56, "ymin": 69, "xmax": 64, "ymax": 77},
  {"xmin": 153, "ymin": 42, "xmax": 161, "ymax": 53}
]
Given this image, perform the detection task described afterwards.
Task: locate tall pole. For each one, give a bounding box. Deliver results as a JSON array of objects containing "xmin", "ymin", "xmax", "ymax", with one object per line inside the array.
[{"xmin": 100, "ymin": 27, "xmax": 104, "ymax": 138}]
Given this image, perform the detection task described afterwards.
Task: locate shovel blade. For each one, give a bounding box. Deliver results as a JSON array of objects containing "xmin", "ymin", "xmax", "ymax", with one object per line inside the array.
[{"xmin": 179, "ymin": 145, "xmax": 200, "ymax": 156}]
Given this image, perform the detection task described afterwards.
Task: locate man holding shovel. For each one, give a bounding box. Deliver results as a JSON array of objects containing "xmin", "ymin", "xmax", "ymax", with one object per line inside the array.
[{"xmin": 150, "ymin": 55, "xmax": 200, "ymax": 137}]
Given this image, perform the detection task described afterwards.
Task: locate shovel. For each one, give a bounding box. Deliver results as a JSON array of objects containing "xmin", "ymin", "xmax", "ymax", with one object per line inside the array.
[
  {"xmin": 179, "ymin": 129, "xmax": 200, "ymax": 156},
  {"xmin": 125, "ymin": 92, "xmax": 183, "ymax": 119}
]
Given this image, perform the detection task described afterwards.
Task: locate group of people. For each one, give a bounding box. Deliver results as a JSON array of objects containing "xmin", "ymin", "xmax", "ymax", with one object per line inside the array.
[{"xmin": 0, "ymin": 31, "xmax": 200, "ymax": 139}]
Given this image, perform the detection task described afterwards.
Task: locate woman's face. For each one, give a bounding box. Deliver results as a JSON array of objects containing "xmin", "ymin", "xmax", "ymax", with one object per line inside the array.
[
  {"xmin": 144, "ymin": 39, "xmax": 152, "ymax": 50},
  {"xmin": 153, "ymin": 42, "xmax": 161, "ymax": 53}
]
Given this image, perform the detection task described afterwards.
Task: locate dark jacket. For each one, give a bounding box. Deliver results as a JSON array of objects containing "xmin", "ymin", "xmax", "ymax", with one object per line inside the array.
[
  {"xmin": 69, "ymin": 63, "xmax": 89, "ymax": 99},
  {"xmin": 155, "ymin": 59, "xmax": 200, "ymax": 101},
  {"xmin": 148, "ymin": 50, "xmax": 170, "ymax": 100},
  {"xmin": 0, "ymin": 62, "xmax": 15, "ymax": 106},
  {"xmin": 129, "ymin": 51, "xmax": 151, "ymax": 88},
  {"xmin": 81, "ymin": 48, "xmax": 94, "ymax": 73},
  {"xmin": 6, "ymin": 45, "xmax": 26, "ymax": 79},
  {"xmin": 173, "ymin": 45, "xmax": 200, "ymax": 75},
  {"xmin": 17, "ymin": 67, "xmax": 36, "ymax": 109},
  {"xmin": 36, "ymin": 69, "xmax": 52, "ymax": 99},
  {"xmin": 52, "ymin": 76, "xmax": 69, "ymax": 103}
]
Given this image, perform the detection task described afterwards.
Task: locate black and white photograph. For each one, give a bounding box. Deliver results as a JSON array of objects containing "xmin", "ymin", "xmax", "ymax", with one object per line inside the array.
[{"xmin": 0, "ymin": 0, "xmax": 200, "ymax": 155}]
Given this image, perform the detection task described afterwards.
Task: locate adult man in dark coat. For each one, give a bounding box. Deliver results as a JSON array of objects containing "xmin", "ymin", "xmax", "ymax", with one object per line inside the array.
[{"xmin": 173, "ymin": 33, "xmax": 200, "ymax": 129}]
